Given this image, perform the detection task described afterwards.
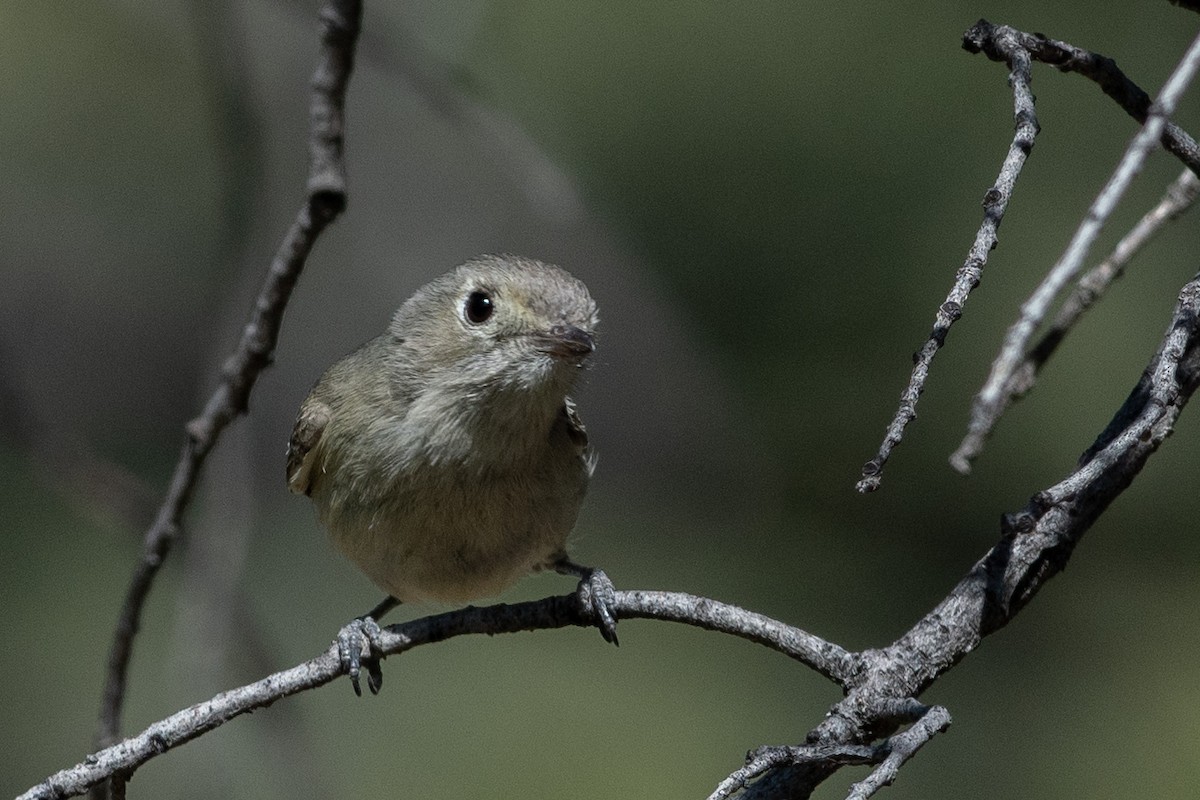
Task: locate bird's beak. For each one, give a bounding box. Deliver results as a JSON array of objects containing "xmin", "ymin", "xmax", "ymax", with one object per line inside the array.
[{"xmin": 537, "ymin": 324, "xmax": 595, "ymax": 361}]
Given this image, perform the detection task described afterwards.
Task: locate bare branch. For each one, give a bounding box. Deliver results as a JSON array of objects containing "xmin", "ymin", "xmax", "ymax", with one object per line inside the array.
[
  {"xmin": 709, "ymin": 745, "xmax": 879, "ymax": 800},
  {"xmin": 863, "ymin": 19, "xmax": 1200, "ymax": 491},
  {"xmin": 952, "ymin": 168, "xmax": 1200, "ymax": 466},
  {"xmin": 92, "ymin": 0, "xmax": 362, "ymax": 765},
  {"xmin": 844, "ymin": 705, "xmax": 952, "ymax": 800},
  {"xmin": 21, "ymin": 590, "xmax": 846, "ymax": 800},
  {"xmin": 743, "ymin": 270, "xmax": 1200, "ymax": 798},
  {"xmin": 708, "ymin": 701, "xmax": 949, "ymax": 800},
  {"xmin": 615, "ymin": 590, "xmax": 855, "ymax": 683},
  {"xmin": 958, "ymin": 27, "xmax": 1200, "ymax": 471},
  {"xmin": 964, "ymin": 20, "xmax": 1200, "ymax": 177},
  {"xmin": 855, "ymin": 24, "xmax": 1039, "ymax": 493}
]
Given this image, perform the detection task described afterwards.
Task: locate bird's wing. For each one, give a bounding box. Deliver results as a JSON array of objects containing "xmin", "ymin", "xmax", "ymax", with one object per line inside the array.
[
  {"xmin": 561, "ymin": 396, "xmax": 588, "ymax": 450},
  {"xmin": 287, "ymin": 398, "xmax": 332, "ymax": 496}
]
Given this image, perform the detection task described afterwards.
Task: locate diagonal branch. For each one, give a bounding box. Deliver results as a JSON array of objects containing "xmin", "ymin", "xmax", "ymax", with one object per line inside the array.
[
  {"xmin": 952, "ymin": 168, "xmax": 1200, "ymax": 466},
  {"xmin": 843, "ymin": 705, "xmax": 952, "ymax": 800},
  {"xmin": 957, "ymin": 26, "xmax": 1200, "ymax": 471},
  {"xmin": 20, "ymin": 590, "xmax": 849, "ymax": 800},
  {"xmin": 91, "ymin": 0, "xmax": 362, "ymax": 766},
  {"xmin": 855, "ymin": 23, "xmax": 1039, "ymax": 493},
  {"xmin": 709, "ymin": 745, "xmax": 880, "ymax": 800}
]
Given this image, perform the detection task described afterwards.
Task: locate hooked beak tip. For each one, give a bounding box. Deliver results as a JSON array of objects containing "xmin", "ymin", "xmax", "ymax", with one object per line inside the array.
[{"xmin": 542, "ymin": 324, "xmax": 595, "ymax": 360}]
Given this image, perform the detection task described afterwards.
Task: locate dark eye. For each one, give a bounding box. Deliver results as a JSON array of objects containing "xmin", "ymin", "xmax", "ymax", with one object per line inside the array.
[{"xmin": 464, "ymin": 290, "xmax": 494, "ymax": 324}]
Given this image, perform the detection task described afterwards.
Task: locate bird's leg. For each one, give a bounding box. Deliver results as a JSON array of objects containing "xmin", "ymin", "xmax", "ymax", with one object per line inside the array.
[
  {"xmin": 337, "ymin": 595, "xmax": 400, "ymax": 696},
  {"xmin": 552, "ymin": 556, "xmax": 619, "ymax": 646}
]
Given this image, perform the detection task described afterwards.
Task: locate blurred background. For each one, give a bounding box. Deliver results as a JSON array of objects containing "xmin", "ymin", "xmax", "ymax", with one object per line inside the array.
[{"xmin": 3, "ymin": 2, "xmax": 1199, "ymax": 798}]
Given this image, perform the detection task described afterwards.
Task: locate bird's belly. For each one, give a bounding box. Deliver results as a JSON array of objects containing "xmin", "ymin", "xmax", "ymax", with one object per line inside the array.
[{"xmin": 321, "ymin": 467, "xmax": 585, "ymax": 604}]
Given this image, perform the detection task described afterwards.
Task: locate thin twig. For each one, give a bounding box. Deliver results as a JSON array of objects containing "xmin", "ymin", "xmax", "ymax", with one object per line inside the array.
[
  {"xmin": 708, "ymin": 745, "xmax": 879, "ymax": 800},
  {"xmin": 855, "ymin": 23, "xmax": 1039, "ymax": 493},
  {"xmin": 844, "ymin": 705, "xmax": 952, "ymax": 800},
  {"xmin": 951, "ymin": 168, "xmax": 1200, "ymax": 466},
  {"xmin": 965, "ymin": 21, "xmax": 1200, "ymax": 177},
  {"xmin": 91, "ymin": 0, "xmax": 361, "ymax": 766},
  {"xmin": 20, "ymin": 590, "xmax": 847, "ymax": 800},
  {"xmin": 957, "ymin": 28, "xmax": 1200, "ymax": 471},
  {"xmin": 708, "ymin": 700, "xmax": 946, "ymax": 800}
]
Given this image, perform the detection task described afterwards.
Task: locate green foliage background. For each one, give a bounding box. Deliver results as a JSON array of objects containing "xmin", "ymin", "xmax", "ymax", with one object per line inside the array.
[{"xmin": 2, "ymin": 2, "xmax": 1198, "ymax": 798}]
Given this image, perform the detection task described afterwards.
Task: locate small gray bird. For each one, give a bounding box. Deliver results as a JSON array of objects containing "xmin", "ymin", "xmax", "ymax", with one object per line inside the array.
[{"xmin": 287, "ymin": 254, "xmax": 616, "ymax": 694}]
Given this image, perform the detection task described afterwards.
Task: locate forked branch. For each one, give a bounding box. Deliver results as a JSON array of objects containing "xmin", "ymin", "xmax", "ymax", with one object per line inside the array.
[{"xmin": 960, "ymin": 26, "xmax": 1200, "ymax": 471}]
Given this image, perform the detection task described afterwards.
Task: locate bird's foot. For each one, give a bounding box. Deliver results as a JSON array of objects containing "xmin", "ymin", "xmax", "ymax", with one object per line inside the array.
[
  {"xmin": 572, "ymin": 566, "xmax": 620, "ymax": 646},
  {"xmin": 336, "ymin": 615, "xmax": 386, "ymax": 696}
]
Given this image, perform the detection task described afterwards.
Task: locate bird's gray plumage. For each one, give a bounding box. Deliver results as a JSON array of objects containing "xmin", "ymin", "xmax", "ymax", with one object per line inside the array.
[{"xmin": 287, "ymin": 255, "xmax": 598, "ymax": 604}]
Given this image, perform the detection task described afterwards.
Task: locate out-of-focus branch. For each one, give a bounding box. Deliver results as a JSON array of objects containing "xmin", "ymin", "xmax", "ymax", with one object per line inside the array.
[
  {"xmin": 957, "ymin": 24, "xmax": 1200, "ymax": 471},
  {"xmin": 952, "ymin": 168, "xmax": 1200, "ymax": 466},
  {"xmin": 278, "ymin": 0, "xmax": 586, "ymax": 223},
  {"xmin": 91, "ymin": 0, "xmax": 361, "ymax": 776},
  {"xmin": 19, "ymin": 590, "xmax": 849, "ymax": 800},
  {"xmin": 855, "ymin": 23, "xmax": 1039, "ymax": 493}
]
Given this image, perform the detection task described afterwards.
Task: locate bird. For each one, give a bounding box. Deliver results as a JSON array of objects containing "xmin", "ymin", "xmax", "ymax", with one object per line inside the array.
[{"xmin": 287, "ymin": 254, "xmax": 617, "ymax": 694}]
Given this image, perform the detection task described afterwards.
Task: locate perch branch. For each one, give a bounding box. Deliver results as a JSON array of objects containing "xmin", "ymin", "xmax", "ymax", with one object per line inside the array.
[
  {"xmin": 91, "ymin": 0, "xmax": 361, "ymax": 764},
  {"xmin": 952, "ymin": 168, "xmax": 1200, "ymax": 465},
  {"xmin": 957, "ymin": 25, "xmax": 1200, "ymax": 471},
  {"xmin": 20, "ymin": 590, "xmax": 848, "ymax": 800}
]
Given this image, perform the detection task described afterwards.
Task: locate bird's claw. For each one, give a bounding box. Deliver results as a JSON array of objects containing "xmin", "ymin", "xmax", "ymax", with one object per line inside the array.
[
  {"xmin": 336, "ymin": 616, "xmax": 386, "ymax": 696},
  {"xmin": 576, "ymin": 568, "xmax": 619, "ymax": 646}
]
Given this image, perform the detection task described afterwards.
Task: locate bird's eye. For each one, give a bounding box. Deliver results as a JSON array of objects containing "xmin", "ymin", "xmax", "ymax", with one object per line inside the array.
[{"xmin": 464, "ymin": 290, "xmax": 494, "ymax": 324}]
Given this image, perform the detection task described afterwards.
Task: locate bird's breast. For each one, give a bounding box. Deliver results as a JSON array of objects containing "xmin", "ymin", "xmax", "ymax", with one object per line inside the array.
[{"xmin": 316, "ymin": 409, "xmax": 590, "ymax": 604}]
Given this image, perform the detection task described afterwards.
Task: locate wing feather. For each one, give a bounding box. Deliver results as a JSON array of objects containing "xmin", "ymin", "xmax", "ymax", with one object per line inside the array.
[
  {"xmin": 286, "ymin": 399, "xmax": 332, "ymax": 496},
  {"xmin": 561, "ymin": 396, "xmax": 588, "ymax": 450}
]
